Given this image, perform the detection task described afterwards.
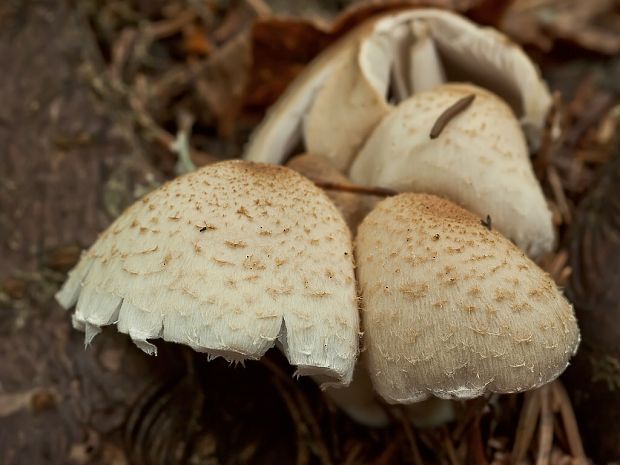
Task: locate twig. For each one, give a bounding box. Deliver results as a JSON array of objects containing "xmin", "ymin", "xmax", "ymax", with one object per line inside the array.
[
  {"xmin": 511, "ymin": 390, "xmax": 541, "ymax": 465},
  {"xmin": 536, "ymin": 386, "xmax": 554, "ymax": 465},
  {"xmin": 430, "ymin": 94, "xmax": 476, "ymax": 139},
  {"xmin": 372, "ymin": 439, "xmax": 398, "ymax": 465},
  {"xmin": 535, "ymin": 90, "xmax": 561, "ymax": 177},
  {"xmin": 453, "ymin": 396, "xmax": 489, "ymax": 441},
  {"xmin": 271, "ymin": 376, "xmax": 311, "ymax": 465},
  {"xmin": 467, "ymin": 414, "xmax": 489, "ymax": 465},
  {"xmin": 172, "ymin": 111, "xmax": 197, "ymax": 175},
  {"xmin": 442, "ymin": 426, "xmax": 460, "ymax": 465},
  {"xmin": 262, "ymin": 358, "xmax": 333, "ymax": 465},
  {"xmin": 314, "ymin": 181, "xmax": 398, "ymax": 197},
  {"xmin": 547, "ymin": 166, "xmax": 572, "ymax": 224},
  {"xmin": 394, "ymin": 407, "xmax": 424, "ymax": 465},
  {"xmin": 342, "ymin": 442, "xmax": 363, "ymax": 465},
  {"xmin": 551, "ymin": 382, "xmax": 587, "ymax": 464}
]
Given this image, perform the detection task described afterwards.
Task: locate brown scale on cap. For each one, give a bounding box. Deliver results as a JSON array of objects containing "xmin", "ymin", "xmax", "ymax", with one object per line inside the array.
[
  {"xmin": 286, "ymin": 153, "xmax": 374, "ymax": 232},
  {"xmin": 56, "ymin": 160, "xmax": 359, "ymax": 386},
  {"xmin": 356, "ymin": 193, "xmax": 580, "ymax": 403}
]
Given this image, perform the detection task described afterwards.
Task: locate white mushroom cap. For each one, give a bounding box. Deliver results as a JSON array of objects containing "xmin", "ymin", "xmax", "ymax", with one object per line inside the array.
[
  {"xmin": 286, "ymin": 153, "xmax": 370, "ymax": 231},
  {"xmin": 56, "ymin": 160, "xmax": 359, "ymax": 386},
  {"xmin": 245, "ymin": 8, "xmax": 551, "ymax": 167},
  {"xmin": 356, "ymin": 193, "xmax": 580, "ymax": 403},
  {"xmin": 302, "ymin": 40, "xmax": 391, "ymax": 172},
  {"xmin": 349, "ymin": 83, "xmax": 554, "ymax": 258}
]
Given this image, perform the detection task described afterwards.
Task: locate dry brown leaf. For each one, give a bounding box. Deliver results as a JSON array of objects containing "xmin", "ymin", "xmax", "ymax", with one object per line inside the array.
[{"xmin": 182, "ymin": 24, "xmax": 213, "ymax": 56}]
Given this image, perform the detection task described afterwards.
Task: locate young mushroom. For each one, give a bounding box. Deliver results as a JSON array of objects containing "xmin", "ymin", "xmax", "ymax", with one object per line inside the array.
[
  {"xmin": 356, "ymin": 193, "xmax": 580, "ymax": 403},
  {"xmin": 245, "ymin": 8, "xmax": 552, "ymax": 169},
  {"xmin": 349, "ymin": 83, "xmax": 555, "ymax": 258},
  {"xmin": 56, "ymin": 160, "xmax": 359, "ymax": 386}
]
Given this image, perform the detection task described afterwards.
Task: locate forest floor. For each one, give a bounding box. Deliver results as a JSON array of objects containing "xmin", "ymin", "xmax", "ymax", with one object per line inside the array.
[{"xmin": 1, "ymin": 1, "xmax": 619, "ymax": 464}]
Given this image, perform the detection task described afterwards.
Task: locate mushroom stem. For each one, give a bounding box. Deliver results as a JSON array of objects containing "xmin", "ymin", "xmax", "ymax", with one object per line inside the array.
[
  {"xmin": 409, "ymin": 20, "xmax": 446, "ymax": 94},
  {"xmin": 322, "ymin": 359, "xmax": 455, "ymax": 428},
  {"xmin": 313, "ymin": 180, "xmax": 398, "ymax": 197}
]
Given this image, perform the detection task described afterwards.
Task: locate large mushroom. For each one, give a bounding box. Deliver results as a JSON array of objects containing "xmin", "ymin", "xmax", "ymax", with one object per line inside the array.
[
  {"xmin": 349, "ymin": 83, "xmax": 555, "ymax": 258},
  {"xmin": 245, "ymin": 8, "xmax": 552, "ymax": 169},
  {"xmin": 356, "ymin": 193, "xmax": 579, "ymax": 403},
  {"xmin": 56, "ymin": 160, "xmax": 359, "ymax": 386}
]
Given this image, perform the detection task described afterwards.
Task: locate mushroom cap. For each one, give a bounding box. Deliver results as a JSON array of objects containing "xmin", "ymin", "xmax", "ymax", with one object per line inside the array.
[
  {"xmin": 244, "ymin": 8, "xmax": 551, "ymax": 167},
  {"xmin": 56, "ymin": 160, "xmax": 359, "ymax": 386},
  {"xmin": 349, "ymin": 83, "xmax": 554, "ymax": 258},
  {"xmin": 303, "ymin": 41, "xmax": 391, "ymax": 172},
  {"xmin": 356, "ymin": 193, "xmax": 579, "ymax": 403},
  {"xmin": 286, "ymin": 153, "xmax": 370, "ymax": 231}
]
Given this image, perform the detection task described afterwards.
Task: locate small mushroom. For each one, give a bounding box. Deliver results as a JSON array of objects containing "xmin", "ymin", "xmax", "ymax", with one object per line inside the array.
[
  {"xmin": 286, "ymin": 153, "xmax": 371, "ymax": 232},
  {"xmin": 356, "ymin": 193, "xmax": 580, "ymax": 403},
  {"xmin": 245, "ymin": 8, "xmax": 551, "ymax": 168},
  {"xmin": 349, "ymin": 83, "xmax": 554, "ymax": 258},
  {"xmin": 56, "ymin": 160, "xmax": 359, "ymax": 386}
]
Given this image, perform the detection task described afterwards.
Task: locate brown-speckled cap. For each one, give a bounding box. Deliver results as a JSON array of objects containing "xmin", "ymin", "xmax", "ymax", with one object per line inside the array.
[
  {"xmin": 286, "ymin": 153, "xmax": 371, "ymax": 232},
  {"xmin": 356, "ymin": 193, "xmax": 579, "ymax": 403},
  {"xmin": 56, "ymin": 160, "xmax": 359, "ymax": 386}
]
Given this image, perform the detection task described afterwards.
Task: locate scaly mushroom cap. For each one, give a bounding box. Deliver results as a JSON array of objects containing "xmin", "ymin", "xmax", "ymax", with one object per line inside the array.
[
  {"xmin": 56, "ymin": 160, "xmax": 359, "ymax": 386},
  {"xmin": 245, "ymin": 8, "xmax": 551, "ymax": 167},
  {"xmin": 356, "ymin": 193, "xmax": 579, "ymax": 403},
  {"xmin": 350, "ymin": 83, "xmax": 554, "ymax": 258}
]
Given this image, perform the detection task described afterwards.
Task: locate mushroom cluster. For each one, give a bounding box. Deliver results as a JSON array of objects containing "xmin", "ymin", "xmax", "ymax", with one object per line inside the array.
[
  {"xmin": 244, "ymin": 8, "xmax": 579, "ymax": 425},
  {"xmin": 56, "ymin": 7, "xmax": 580, "ymax": 431}
]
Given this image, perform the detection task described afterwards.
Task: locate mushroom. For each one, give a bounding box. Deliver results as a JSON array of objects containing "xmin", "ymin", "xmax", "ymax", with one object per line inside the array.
[
  {"xmin": 245, "ymin": 8, "xmax": 551, "ymax": 169},
  {"xmin": 285, "ymin": 153, "xmax": 371, "ymax": 232},
  {"xmin": 349, "ymin": 83, "xmax": 554, "ymax": 258},
  {"xmin": 55, "ymin": 160, "xmax": 359, "ymax": 386},
  {"xmin": 356, "ymin": 193, "xmax": 580, "ymax": 403}
]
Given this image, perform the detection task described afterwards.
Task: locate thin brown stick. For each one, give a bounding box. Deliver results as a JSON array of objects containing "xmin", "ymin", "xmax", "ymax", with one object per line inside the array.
[
  {"xmin": 551, "ymin": 382, "xmax": 587, "ymax": 464},
  {"xmin": 442, "ymin": 426, "xmax": 460, "ymax": 465},
  {"xmin": 534, "ymin": 90, "xmax": 562, "ymax": 177},
  {"xmin": 430, "ymin": 94, "xmax": 476, "ymax": 139},
  {"xmin": 453, "ymin": 396, "xmax": 489, "ymax": 441},
  {"xmin": 271, "ymin": 377, "xmax": 311, "ymax": 465},
  {"xmin": 314, "ymin": 181, "xmax": 398, "ymax": 197},
  {"xmin": 536, "ymin": 386, "xmax": 554, "ymax": 465},
  {"xmin": 511, "ymin": 391, "xmax": 541, "ymax": 465},
  {"xmin": 262, "ymin": 357, "xmax": 333, "ymax": 465},
  {"xmin": 547, "ymin": 166, "xmax": 572, "ymax": 224},
  {"xmin": 394, "ymin": 407, "xmax": 424, "ymax": 465},
  {"xmin": 467, "ymin": 415, "xmax": 489, "ymax": 465}
]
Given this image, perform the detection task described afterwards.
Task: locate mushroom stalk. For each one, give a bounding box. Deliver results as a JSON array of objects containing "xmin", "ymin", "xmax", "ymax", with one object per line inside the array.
[
  {"xmin": 408, "ymin": 20, "xmax": 446, "ymax": 94},
  {"xmin": 322, "ymin": 358, "xmax": 455, "ymax": 428}
]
